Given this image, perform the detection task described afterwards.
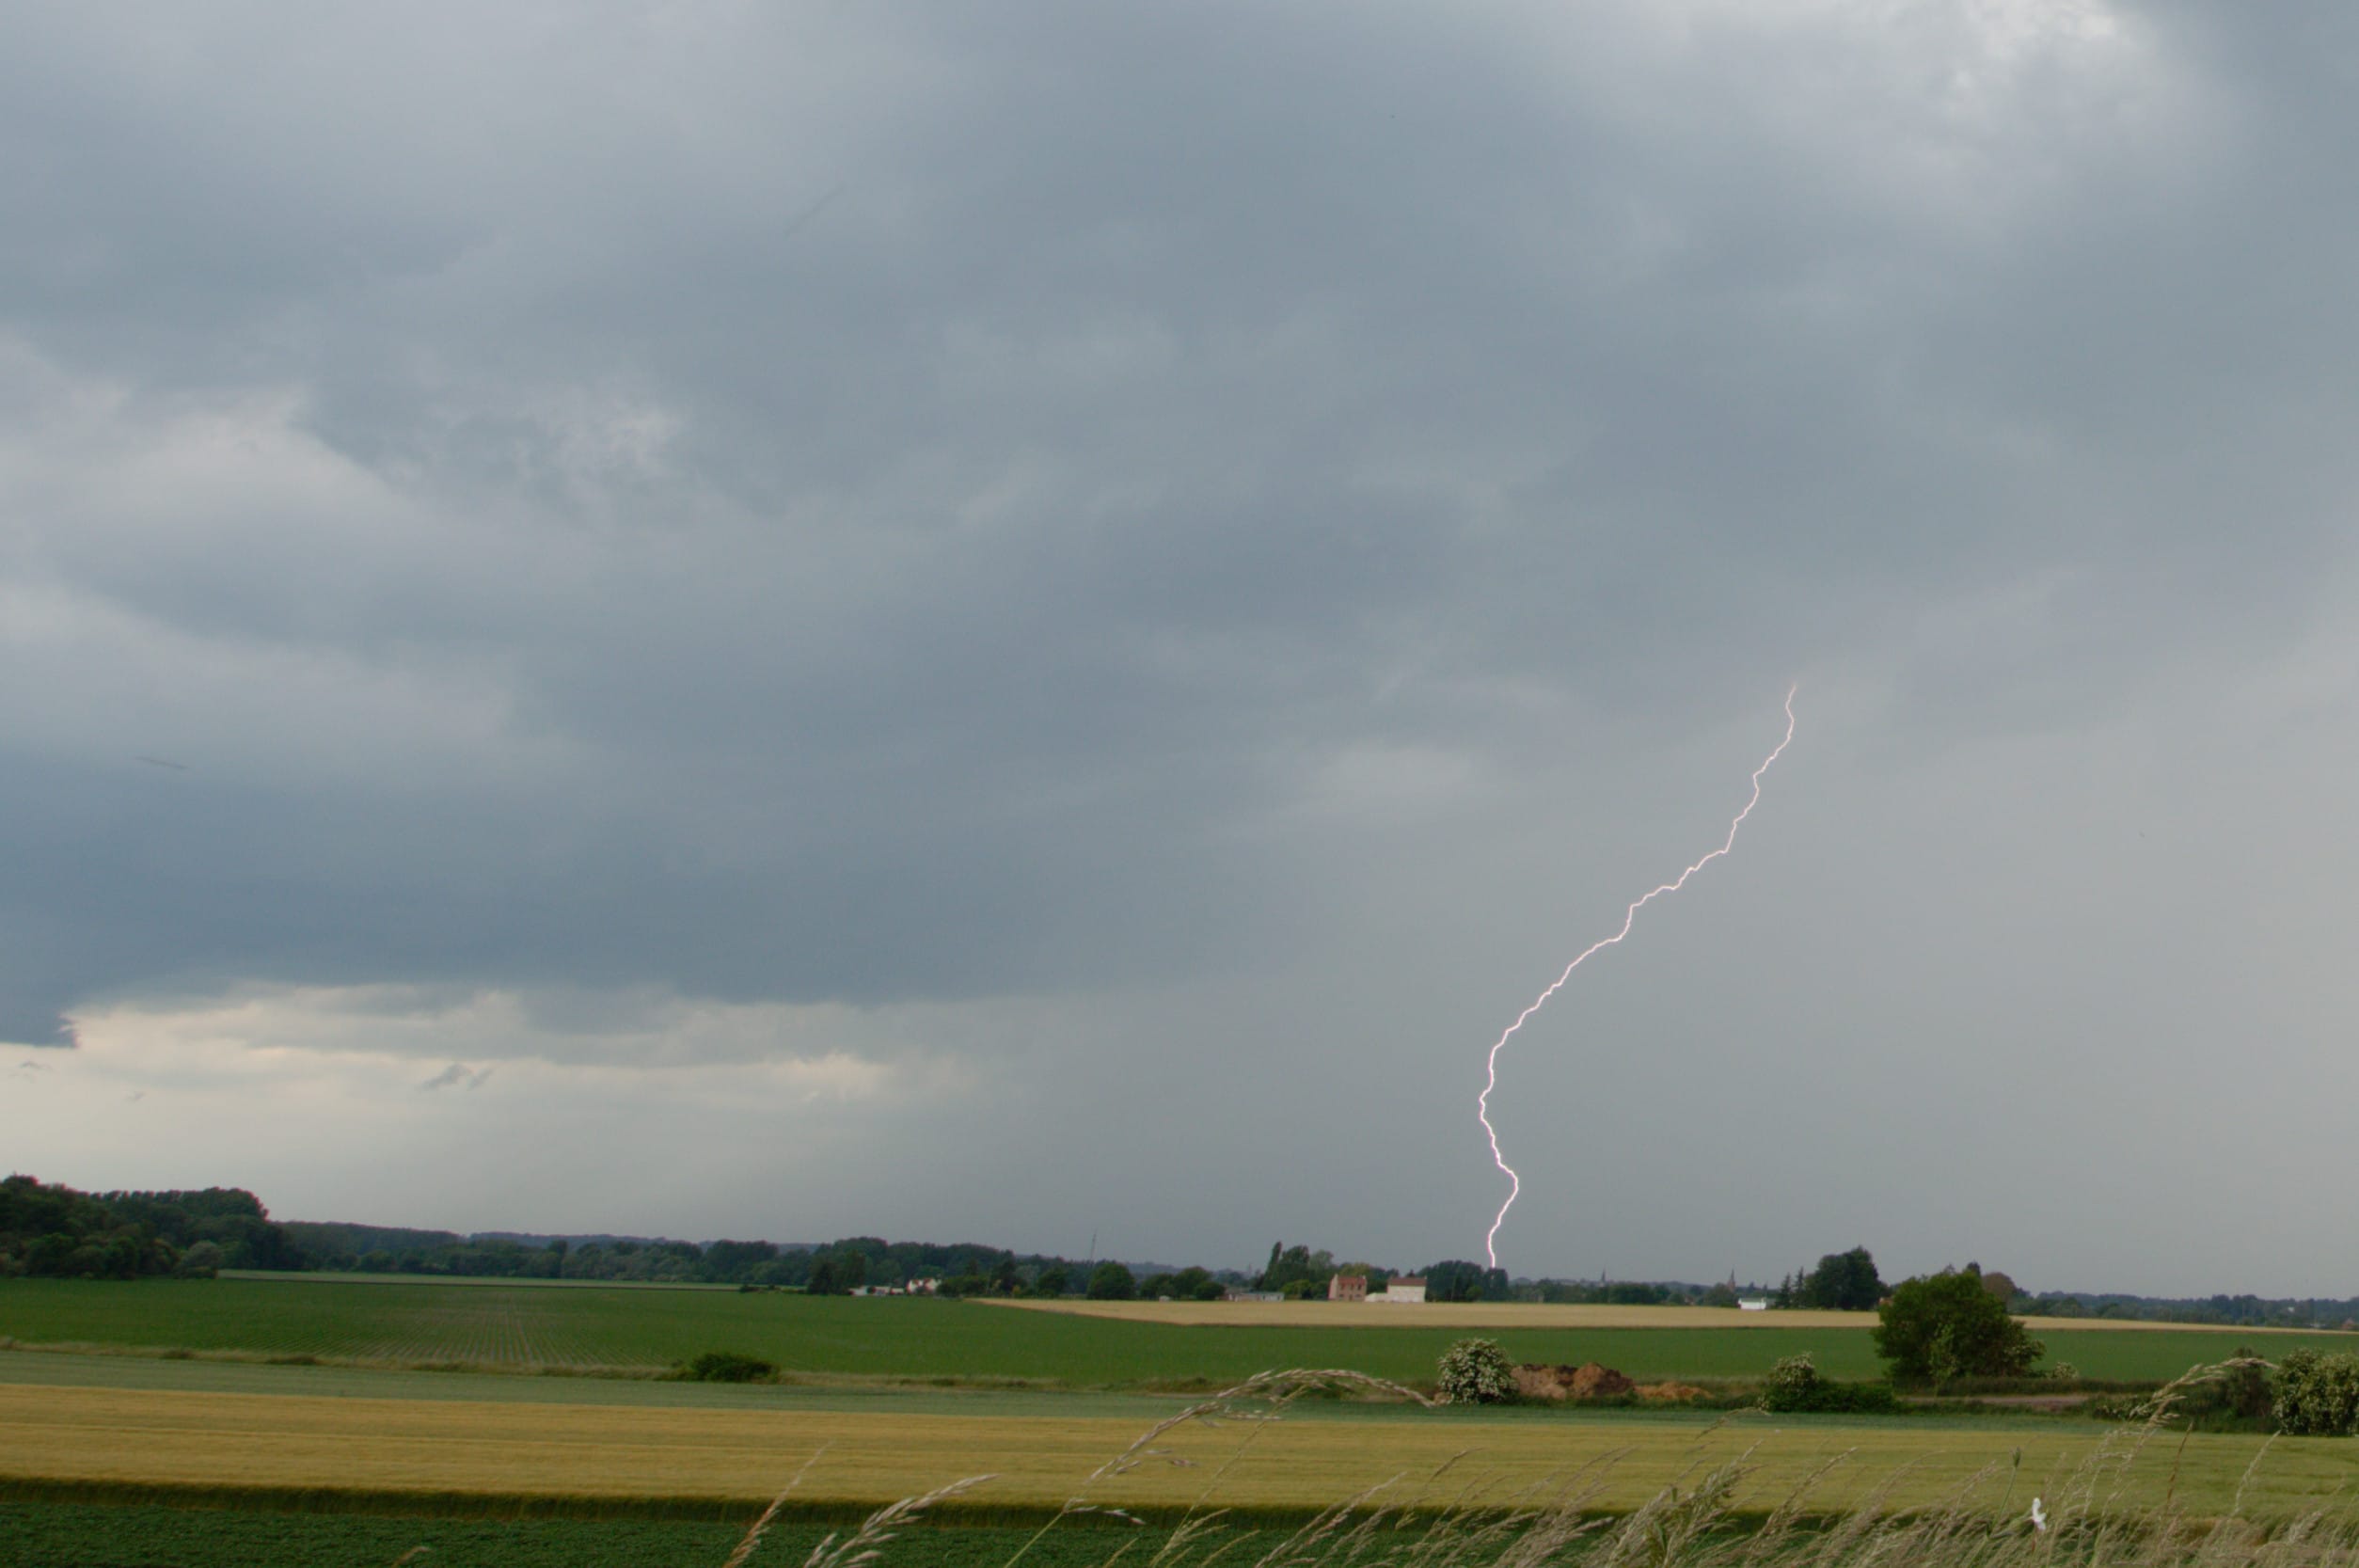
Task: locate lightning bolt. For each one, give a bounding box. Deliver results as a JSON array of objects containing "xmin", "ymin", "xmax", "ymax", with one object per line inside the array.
[{"xmin": 1478, "ymin": 686, "xmax": 1797, "ymax": 1269}]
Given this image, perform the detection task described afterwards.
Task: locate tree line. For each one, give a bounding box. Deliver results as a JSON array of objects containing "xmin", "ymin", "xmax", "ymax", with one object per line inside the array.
[
  {"xmin": 0, "ymin": 1175, "xmax": 302, "ymax": 1279},
  {"xmin": 16, "ymin": 1175, "xmax": 2357, "ymax": 1327}
]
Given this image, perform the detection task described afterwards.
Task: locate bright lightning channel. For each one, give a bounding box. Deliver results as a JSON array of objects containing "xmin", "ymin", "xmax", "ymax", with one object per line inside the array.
[{"xmin": 1477, "ymin": 687, "xmax": 1797, "ymax": 1270}]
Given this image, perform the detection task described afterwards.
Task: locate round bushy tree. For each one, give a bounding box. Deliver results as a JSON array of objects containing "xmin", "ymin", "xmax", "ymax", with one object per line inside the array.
[
  {"xmin": 1436, "ymin": 1338, "xmax": 1515, "ymax": 1403},
  {"xmin": 1873, "ymin": 1269, "xmax": 2044, "ymax": 1385},
  {"xmin": 2273, "ymin": 1351, "xmax": 2359, "ymax": 1436}
]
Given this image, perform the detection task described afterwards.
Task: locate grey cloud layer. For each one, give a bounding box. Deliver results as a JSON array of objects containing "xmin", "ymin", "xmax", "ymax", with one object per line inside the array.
[{"xmin": 5, "ymin": 4, "xmax": 2357, "ymax": 1286}]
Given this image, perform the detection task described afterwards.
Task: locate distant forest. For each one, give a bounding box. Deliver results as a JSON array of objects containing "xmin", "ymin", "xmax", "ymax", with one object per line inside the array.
[{"xmin": 6, "ymin": 1174, "xmax": 2354, "ymax": 1328}]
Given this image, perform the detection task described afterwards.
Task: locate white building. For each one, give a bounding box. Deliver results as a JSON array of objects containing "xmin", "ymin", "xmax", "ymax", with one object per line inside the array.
[{"xmin": 1373, "ymin": 1275, "xmax": 1427, "ymax": 1304}]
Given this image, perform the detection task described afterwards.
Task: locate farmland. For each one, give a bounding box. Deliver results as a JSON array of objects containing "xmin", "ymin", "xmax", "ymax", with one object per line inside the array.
[
  {"xmin": 0, "ymin": 1504, "xmax": 1070, "ymax": 1568},
  {"xmin": 11, "ymin": 1377, "xmax": 2359, "ymax": 1526},
  {"xmin": 989, "ymin": 1299, "xmax": 2343, "ymax": 1334},
  {"xmin": 8, "ymin": 1275, "xmax": 2359, "ymax": 1568},
  {"xmin": 4, "ymin": 1278, "xmax": 2350, "ymax": 1387}
]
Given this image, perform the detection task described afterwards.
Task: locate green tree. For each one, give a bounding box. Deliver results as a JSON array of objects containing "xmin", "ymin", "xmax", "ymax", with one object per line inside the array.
[
  {"xmin": 1168, "ymin": 1265, "xmax": 1223, "ymax": 1301},
  {"xmin": 175, "ymin": 1240, "xmax": 225, "ymax": 1277},
  {"xmin": 2272, "ymin": 1351, "xmax": 2359, "ymax": 1436},
  {"xmin": 1804, "ymin": 1247, "xmax": 1884, "ymax": 1311},
  {"xmin": 1424, "ymin": 1259, "xmax": 1504, "ymax": 1303},
  {"xmin": 1087, "ymin": 1261, "xmax": 1137, "ymax": 1300},
  {"xmin": 1256, "ymin": 1243, "xmax": 1334, "ymax": 1294},
  {"xmin": 1031, "ymin": 1264, "xmax": 1070, "ymax": 1297},
  {"xmin": 1873, "ymin": 1267, "xmax": 2044, "ymax": 1385}
]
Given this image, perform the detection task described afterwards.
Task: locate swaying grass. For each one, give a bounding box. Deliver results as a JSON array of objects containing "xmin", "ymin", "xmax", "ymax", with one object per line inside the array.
[
  {"xmin": 707, "ymin": 1363, "xmax": 2359, "ymax": 1568},
  {"xmin": 8, "ymin": 1363, "xmax": 2357, "ymax": 1564}
]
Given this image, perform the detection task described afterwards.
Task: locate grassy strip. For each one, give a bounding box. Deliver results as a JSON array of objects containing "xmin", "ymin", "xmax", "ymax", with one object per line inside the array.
[
  {"xmin": 0, "ymin": 1501, "xmax": 1125, "ymax": 1568},
  {"xmin": 0, "ymin": 1478, "xmax": 1722, "ymax": 1531},
  {"xmin": 0, "ymin": 1480, "xmax": 1188, "ymax": 1528}
]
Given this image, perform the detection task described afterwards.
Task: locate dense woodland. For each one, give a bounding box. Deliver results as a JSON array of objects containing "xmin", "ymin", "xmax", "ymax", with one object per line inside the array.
[
  {"xmin": 7, "ymin": 1176, "xmax": 2354, "ymax": 1326},
  {"xmin": 0, "ymin": 1175, "xmax": 300, "ymax": 1278}
]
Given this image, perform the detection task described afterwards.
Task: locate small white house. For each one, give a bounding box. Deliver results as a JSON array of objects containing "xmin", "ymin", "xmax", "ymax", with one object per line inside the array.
[
  {"xmin": 1737, "ymin": 1298, "xmax": 1770, "ymax": 1311},
  {"xmin": 1374, "ymin": 1275, "xmax": 1427, "ymax": 1304}
]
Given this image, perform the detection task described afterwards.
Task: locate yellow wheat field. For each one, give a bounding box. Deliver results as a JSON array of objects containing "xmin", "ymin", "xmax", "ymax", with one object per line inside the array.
[
  {"xmin": 7, "ymin": 1382, "xmax": 2357, "ymax": 1521},
  {"xmin": 975, "ymin": 1299, "xmax": 2302, "ymax": 1334}
]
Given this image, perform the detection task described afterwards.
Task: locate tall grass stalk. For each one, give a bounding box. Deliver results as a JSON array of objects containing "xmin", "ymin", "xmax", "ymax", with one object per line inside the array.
[{"xmin": 721, "ymin": 1361, "xmax": 2359, "ymax": 1568}]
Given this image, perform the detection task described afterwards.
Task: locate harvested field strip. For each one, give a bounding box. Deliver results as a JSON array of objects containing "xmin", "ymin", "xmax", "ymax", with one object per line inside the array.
[
  {"xmin": 986, "ymin": 1302, "xmax": 1888, "ymax": 1329},
  {"xmin": 7, "ymin": 1384, "xmax": 2359, "ymax": 1524},
  {"xmin": 983, "ymin": 1300, "xmax": 2353, "ymax": 1335}
]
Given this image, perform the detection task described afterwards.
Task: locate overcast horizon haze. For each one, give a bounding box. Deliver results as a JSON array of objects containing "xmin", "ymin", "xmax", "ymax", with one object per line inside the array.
[{"xmin": 8, "ymin": 3, "xmax": 2359, "ymax": 1298}]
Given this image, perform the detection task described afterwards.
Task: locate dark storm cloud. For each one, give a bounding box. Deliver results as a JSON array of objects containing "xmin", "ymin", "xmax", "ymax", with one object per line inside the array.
[
  {"xmin": 0, "ymin": 1, "xmax": 2318, "ymax": 1034},
  {"xmin": 6, "ymin": 2, "xmax": 2359, "ymax": 1290}
]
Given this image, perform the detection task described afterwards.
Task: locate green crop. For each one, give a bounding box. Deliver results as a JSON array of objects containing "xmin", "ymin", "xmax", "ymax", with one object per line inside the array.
[{"xmin": 1, "ymin": 1278, "xmax": 2348, "ymax": 1389}]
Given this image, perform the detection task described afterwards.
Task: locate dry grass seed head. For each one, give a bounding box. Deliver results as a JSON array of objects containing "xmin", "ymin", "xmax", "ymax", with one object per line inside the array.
[{"xmin": 800, "ymin": 1474, "xmax": 997, "ymax": 1568}]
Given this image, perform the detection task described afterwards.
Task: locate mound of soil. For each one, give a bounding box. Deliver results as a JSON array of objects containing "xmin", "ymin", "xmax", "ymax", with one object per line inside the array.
[
  {"xmin": 1513, "ymin": 1362, "xmax": 1636, "ymax": 1401},
  {"xmin": 1635, "ymin": 1382, "xmax": 1713, "ymax": 1402}
]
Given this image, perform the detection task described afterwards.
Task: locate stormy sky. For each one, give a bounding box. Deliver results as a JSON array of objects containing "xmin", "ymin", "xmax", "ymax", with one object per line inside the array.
[{"xmin": 7, "ymin": 3, "xmax": 2358, "ymax": 1296}]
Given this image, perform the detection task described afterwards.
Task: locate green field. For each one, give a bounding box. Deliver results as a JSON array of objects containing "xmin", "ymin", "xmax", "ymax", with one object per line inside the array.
[
  {"xmin": 1, "ymin": 1278, "xmax": 2345, "ymax": 1388},
  {"xmin": 0, "ymin": 1503, "xmax": 1124, "ymax": 1568}
]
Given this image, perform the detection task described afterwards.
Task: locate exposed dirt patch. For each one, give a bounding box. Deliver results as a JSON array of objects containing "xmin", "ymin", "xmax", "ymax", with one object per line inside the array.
[{"xmin": 1512, "ymin": 1362, "xmax": 1635, "ymax": 1401}]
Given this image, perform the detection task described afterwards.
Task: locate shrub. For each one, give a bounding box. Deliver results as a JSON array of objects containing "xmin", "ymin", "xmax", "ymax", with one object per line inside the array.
[
  {"xmin": 2272, "ymin": 1350, "xmax": 2359, "ymax": 1436},
  {"xmin": 1799, "ymin": 1380, "xmax": 1902, "ymax": 1414},
  {"xmin": 1761, "ymin": 1354, "xmax": 1820, "ymax": 1411},
  {"xmin": 174, "ymin": 1240, "xmax": 225, "ymax": 1279},
  {"xmin": 1761, "ymin": 1354, "xmax": 1900, "ymax": 1414},
  {"xmin": 2167, "ymin": 1354, "xmax": 2274, "ymax": 1430},
  {"xmin": 2220, "ymin": 1354, "xmax": 2273, "ymax": 1420},
  {"xmin": 678, "ymin": 1350, "xmax": 775, "ymax": 1383},
  {"xmin": 1435, "ymin": 1338, "xmax": 1515, "ymax": 1404}
]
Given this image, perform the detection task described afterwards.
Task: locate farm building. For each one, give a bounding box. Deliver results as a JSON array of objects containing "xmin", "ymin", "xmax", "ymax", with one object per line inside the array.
[
  {"xmin": 1327, "ymin": 1273, "xmax": 1368, "ymax": 1302},
  {"xmin": 1373, "ymin": 1275, "xmax": 1427, "ymax": 1303}
]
